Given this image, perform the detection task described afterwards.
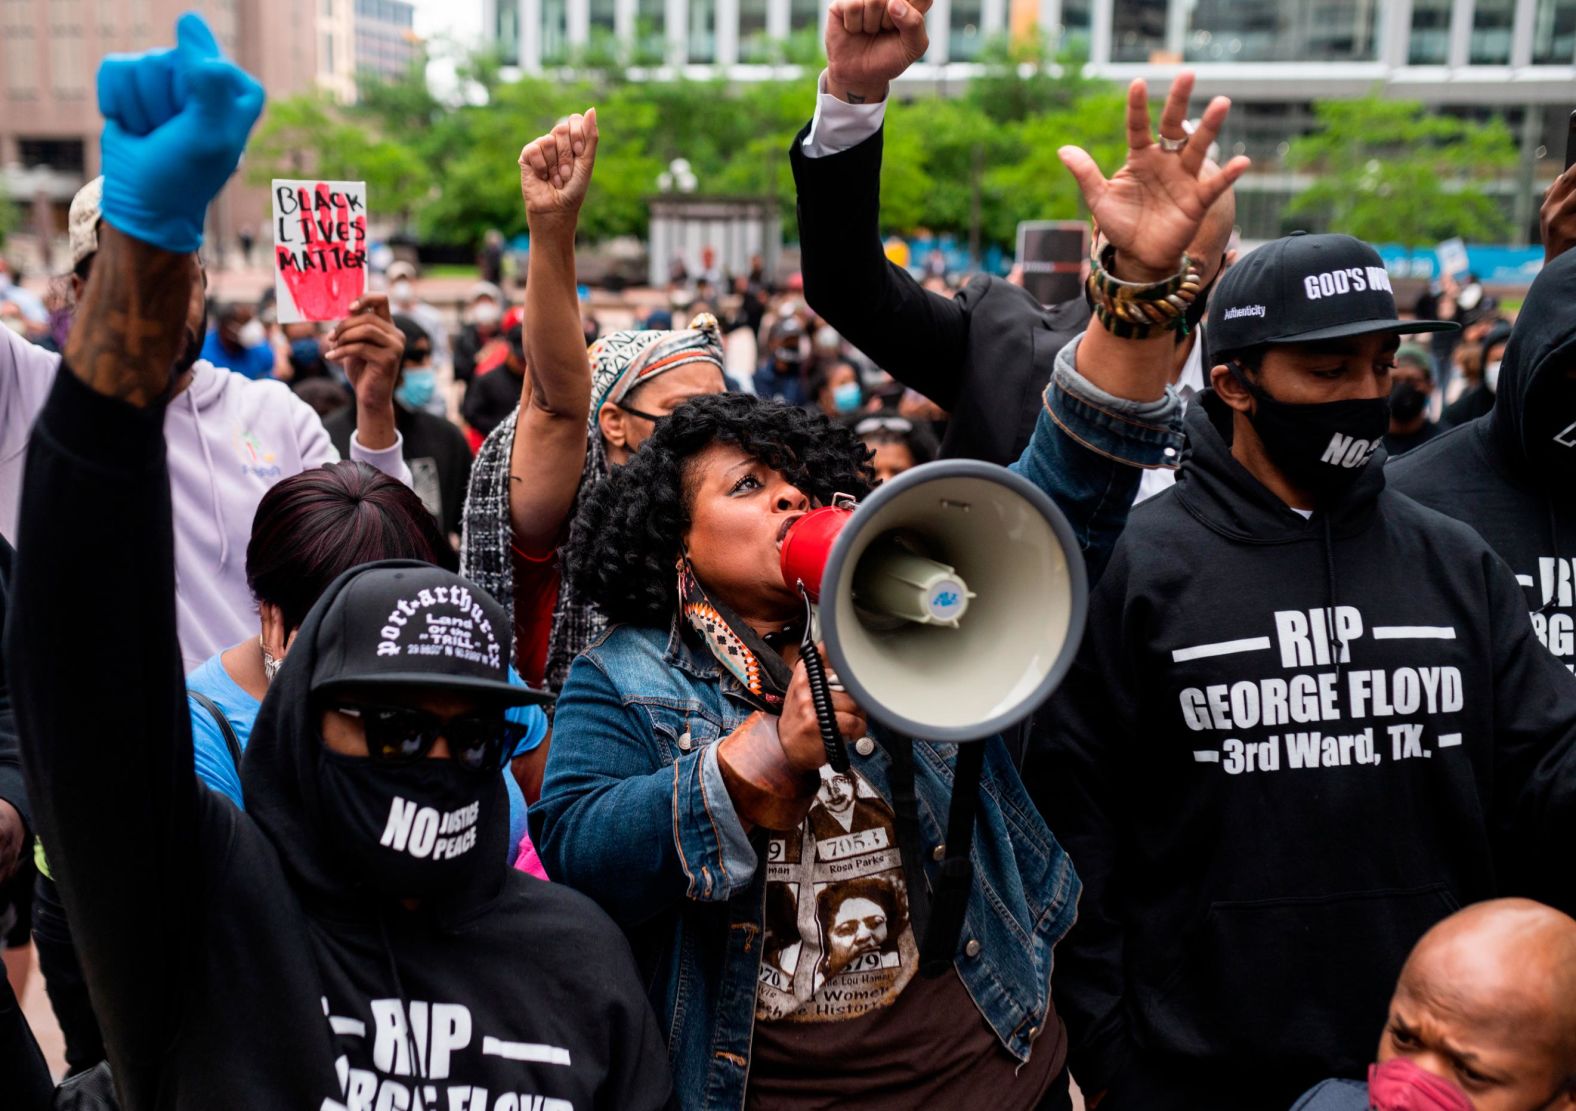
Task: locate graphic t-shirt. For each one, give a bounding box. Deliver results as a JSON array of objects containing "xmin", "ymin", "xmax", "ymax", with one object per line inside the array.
[{"xmin": 747, "ymin": 765, "xmax": 1064, "ymax": 1109}]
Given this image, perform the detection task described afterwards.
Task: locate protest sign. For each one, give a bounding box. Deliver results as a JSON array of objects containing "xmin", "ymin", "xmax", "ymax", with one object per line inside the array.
[
  {"xmin": 1435, "ymin": 237, "xmax": 1470, "ymax": 282},
  {"xmin": 272, "ymin": 179, "xmax": 368, "ymax": 323},
  {"xmin": 1016, "ymin": 221, "xmax": 1087, "ymax": 307}
]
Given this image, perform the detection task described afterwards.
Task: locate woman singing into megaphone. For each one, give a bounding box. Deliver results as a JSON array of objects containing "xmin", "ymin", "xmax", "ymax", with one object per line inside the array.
[{"xmin": 533, "ymin": 392, "xmax": 1093, "ymax": 1110}]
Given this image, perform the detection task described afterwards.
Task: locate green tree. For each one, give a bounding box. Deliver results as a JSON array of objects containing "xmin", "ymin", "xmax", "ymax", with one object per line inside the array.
[
  {"xmin": 0, "ymin": 196, "xmax": 20, "ymax": 246},
  {"xmin": 1286, "ymin": 97, "xmax": 1518, "ymax": 246},
  {"xmin": 246, "ymin": 94, "xmax": 434, "ymax": 228}
]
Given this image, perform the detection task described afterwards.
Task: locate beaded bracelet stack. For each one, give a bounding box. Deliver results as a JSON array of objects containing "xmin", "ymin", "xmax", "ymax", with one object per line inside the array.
[{"xmin": 1086, "ymin": 238, "xmax": 1203, "ymax": 340}]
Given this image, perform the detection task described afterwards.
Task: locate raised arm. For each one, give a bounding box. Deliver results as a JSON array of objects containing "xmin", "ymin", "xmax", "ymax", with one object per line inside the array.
[
  {"xmin": 791, "ymin": 0, "xmax": 973, "ymax": 408},
  {"xmin": 5, "ymin": 12, "xmax": 263, "ymax": 1086},
  {"xmin": 1059, "ymin": 73, "xmax": 1248, "ymax": 401},
  {"xmin": 509, "ymin": 111, "xmax": 600, "ymax": 553}
]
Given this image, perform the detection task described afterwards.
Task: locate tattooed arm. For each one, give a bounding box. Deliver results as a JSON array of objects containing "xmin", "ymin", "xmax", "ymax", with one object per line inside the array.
[{"xmin": 63, "ymin": 225, "xmax": 200, "ymax": 407}]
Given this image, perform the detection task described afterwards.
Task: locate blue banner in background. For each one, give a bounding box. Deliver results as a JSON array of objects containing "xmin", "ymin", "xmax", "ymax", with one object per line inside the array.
[{"xmin": 1373, "ymin": 244, "xmax": 1545, "ymax": 286}]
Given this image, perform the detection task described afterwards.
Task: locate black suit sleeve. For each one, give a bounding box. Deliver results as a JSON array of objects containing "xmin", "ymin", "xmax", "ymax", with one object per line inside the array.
[{"xmin": 790, "ymin": 123, "xmax": 970, "ymax": 409}]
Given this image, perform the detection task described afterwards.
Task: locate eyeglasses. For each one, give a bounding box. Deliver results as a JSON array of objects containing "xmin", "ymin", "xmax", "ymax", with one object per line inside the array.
[
  {"xmin": 331, "ymin": 702, "xmax": 528, "ymax": 773},
  {"xmin": 854, "ymin": 416, "xmax": 914, "ymax": 437},
  {"xmin": 406, "ymin": 346, "xmax": 433, "ymax": 362}
]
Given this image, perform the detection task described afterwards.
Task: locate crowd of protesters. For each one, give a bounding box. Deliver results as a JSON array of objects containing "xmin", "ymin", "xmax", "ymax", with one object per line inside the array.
[{"xmin": 1, "ymin": 4, "xmax": 1576, "ymax": 1110}]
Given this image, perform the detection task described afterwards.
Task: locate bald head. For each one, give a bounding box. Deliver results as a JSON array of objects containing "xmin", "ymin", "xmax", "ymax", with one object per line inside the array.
[
  {"xmin": 1379, "ymin": 899, "xmax": 1576, "ymax": 1110},
  {"xmin": 1183, "ymin": 160, "xmax": 1238, "ymax": 287}
]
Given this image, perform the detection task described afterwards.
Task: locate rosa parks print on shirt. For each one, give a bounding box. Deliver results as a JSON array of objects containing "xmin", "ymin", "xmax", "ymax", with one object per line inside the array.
[
  {"xmin": 756, "ymin": 766, "xmax": 919, "ymax": 1023},
  {"xmin": 1172, "ymin": 605, "xmax": 1468, "ymax": 774}
]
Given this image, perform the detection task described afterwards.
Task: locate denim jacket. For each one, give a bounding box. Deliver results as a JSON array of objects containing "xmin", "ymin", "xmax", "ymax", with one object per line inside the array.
[{"xmin": 531, "ymin": 342, "xmax": 1182, "ymax": 1109}]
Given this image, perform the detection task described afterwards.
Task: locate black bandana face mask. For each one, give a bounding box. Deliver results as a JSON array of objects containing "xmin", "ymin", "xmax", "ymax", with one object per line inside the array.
[
  {"xmin": 316, "ymin": 749, "xmax": 500, "ymax": 899},
  {"xmin": 1229, "ymin": 361, "xmax": 1390, "ymax": 498}
]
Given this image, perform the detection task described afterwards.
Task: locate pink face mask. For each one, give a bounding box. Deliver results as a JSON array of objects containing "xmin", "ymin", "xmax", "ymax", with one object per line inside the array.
[{"xmin": 1368, "ymin": 1058, "xmax": 1474, "ymax": 1111}]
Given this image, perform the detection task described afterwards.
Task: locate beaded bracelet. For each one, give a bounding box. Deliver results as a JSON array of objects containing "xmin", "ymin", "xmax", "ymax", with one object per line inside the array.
[{"xmin": 1086, "ymin": 238, "xmax": 1203, "ymax": 340}]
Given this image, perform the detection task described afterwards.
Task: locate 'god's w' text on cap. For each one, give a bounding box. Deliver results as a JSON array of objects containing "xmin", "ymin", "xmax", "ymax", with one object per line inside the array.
[{"xmin": 1207, "ymin": 232, "xmax": 1458, "ymax": 361}]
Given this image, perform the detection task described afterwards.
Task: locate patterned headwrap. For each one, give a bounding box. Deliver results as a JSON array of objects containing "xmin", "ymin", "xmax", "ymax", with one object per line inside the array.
[
  {"xmin": 592, "ymin": 313, "xmax": 725, "ymax": 412},
  {"xmin": 461, "ymin": 314, "xmax": 726, "ymax": 694}
]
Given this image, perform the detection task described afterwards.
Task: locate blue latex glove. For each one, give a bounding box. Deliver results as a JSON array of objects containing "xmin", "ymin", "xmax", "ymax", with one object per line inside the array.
[{"xmin": 96, "ymin": 12, "xmax": 265, "ymax": 254}]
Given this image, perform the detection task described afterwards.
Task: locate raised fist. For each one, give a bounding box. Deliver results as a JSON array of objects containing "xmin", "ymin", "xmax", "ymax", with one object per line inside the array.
[
  {"xmin": 519, "ymin": 109, "xmax": 600, "ymax": 224},
  {"xmin": 825, "ymin": 0, "xmax": 933, "ymax": 104},
  {"xmin": 96, "ymin": 12, "xmax": 265, "ymax": 253}
]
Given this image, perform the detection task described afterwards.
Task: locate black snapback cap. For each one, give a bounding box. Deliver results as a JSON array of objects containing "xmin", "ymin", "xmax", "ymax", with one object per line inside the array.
[
  {"xmin": 310, "ymin": 565, "xmax": 549, "ymax": 706},
  {"xmin": 1207, "ymin": 232, "xmax": 1458, "ymax": 360}
]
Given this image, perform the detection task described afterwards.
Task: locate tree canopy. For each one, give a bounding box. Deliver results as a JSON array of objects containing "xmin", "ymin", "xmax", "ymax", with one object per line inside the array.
[
  {"xmin": 1285, "ymin": 96, "xmax": 1518, "ymax": 248},
  {"xmin": 246, "ymin": 37, "xmax": 1133, "ymax": 252}
]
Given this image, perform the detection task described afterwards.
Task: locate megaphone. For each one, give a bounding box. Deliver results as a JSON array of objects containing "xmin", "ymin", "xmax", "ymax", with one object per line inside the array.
[
  {"xmin": 778, "ymin": 458, "xmax": 1088, "ymax": 977},
  {"xmin": 780, "ymin": 458, "xmax": 1088, "ymax": 744}
]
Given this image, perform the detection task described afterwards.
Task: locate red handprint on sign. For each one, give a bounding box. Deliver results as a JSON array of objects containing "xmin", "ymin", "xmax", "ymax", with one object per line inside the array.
[{"xmin": 275, "ymin": 182, "xmax": 367, "ymax": 321}]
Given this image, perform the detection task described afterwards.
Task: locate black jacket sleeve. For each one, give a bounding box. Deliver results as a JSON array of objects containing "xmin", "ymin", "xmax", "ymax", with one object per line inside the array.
[
  {"xmin": 790, "ymin": 123, "xmax": 971, "ymax": 409},
  {"xmin": 1022, "ymin": 541, "xmax": 1139, "ymax": 1093},
  {"xmin": 5, "ymin": 366, "xmax": 217, "ymax": 1091}
]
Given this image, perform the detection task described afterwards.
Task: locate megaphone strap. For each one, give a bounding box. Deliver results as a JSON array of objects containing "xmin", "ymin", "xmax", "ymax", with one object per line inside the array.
[
  {"xmin": 889, "ymin": 739, "xmax": 933, "ymax": 945},
  {"xmin": 678, "ymin": 559, "xmax": 793, "ymax": 714}
]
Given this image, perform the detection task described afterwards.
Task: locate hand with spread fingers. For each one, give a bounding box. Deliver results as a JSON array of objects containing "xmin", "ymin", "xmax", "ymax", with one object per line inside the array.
[
  {"xmin": 1058, "ymin": 72, "xmax": 1250, "ymax": 283},
  {"xmin": 825, "ymin": 0, "xmax": 934, "ymax": 104},
  {"xmin": 326, "ymin": 292, "xmax": 404, "ymax": 451},
  {"xmin": 519, "ymin": 109, "xmax": 600, "ymax": 227}
]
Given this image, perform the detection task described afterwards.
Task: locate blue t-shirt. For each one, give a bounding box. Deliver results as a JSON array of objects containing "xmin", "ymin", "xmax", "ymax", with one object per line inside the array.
[
  {"xmin": 199, "ymin": 330, "xmax": 277, "ymax": 380},
  {"xmin": 185, "ymin": 654, "xmax": 545, "ymax": 855}
]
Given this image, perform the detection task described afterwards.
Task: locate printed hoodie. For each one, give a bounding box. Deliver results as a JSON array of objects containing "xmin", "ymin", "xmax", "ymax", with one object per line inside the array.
[
  {"xmin": 8, "ymin": 365, "xmax": 673, "ymax": 1110},
  {"xmin": 0, "ymin": 326, "xmax": 411, "ymax": 671},
  {"xmin": 1389, "ymin": 249, "xmax": 1576, "ymax": 675},
  {"xmin": 1027, "ymin": 389, "xmax": 1576, "ymax": 1104}
]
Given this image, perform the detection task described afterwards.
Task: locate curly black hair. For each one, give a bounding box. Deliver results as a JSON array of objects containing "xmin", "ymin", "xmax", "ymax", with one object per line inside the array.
[{"xmin": 566, "ymin": 393, "xmax": 876, "ymax": 627}]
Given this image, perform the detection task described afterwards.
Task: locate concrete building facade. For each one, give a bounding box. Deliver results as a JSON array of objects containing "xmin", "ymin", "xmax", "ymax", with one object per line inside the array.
[{"xmin": 1, "ymin": 0, "xmax": 418, "ymax": 269}]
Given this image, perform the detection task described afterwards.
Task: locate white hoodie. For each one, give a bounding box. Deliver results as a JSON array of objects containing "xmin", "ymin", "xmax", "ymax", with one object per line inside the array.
[{"xmin": 0, "ymin": 326, "xmax": 410, "ymax": 671}]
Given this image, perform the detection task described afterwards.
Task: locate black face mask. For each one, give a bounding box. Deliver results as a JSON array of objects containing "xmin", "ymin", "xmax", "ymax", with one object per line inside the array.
[
  {"xmin": 1388, "ymin": 380, "xmax": 1429, "ymax": 424},
  {"xmin": 316, "ymin": 750, "xmax": 500, "ymax": 899},
  {"xmin": 1526, "ymin": 373, "xmax": 1576, "ymax": 475},
  {"xmin": 1230, "ymin": 362, "xmax": 1390, "ymax": 498}
]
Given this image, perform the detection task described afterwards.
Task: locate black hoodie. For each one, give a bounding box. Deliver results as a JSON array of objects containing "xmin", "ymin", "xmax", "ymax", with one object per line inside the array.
[
  {"xmin": 1389, "ymin": 250, "xmax": 1576, "ymax": 676},
  {"xmin": 1027, "ymin": 389, "xmax": 1576, "ymax": 1107},
  {"xmin": 6, "ymin": 366, "xmax": 673, "ymax": 1110}
]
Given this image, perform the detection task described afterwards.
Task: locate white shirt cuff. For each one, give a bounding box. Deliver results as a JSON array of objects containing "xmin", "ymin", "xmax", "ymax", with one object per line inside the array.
[
  {"xmin": 802, "ymin": 69, "xmax": 888, "ymax": 159},
  {"xmin": 350, "ymin": 429, "xmax": 412, "ymax": 487}
]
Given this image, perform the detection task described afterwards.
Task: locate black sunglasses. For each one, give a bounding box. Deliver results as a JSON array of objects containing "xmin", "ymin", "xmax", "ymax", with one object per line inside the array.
[{"xmin": 331, "ymin": 702, "xmax": 527, "ymax": 773}]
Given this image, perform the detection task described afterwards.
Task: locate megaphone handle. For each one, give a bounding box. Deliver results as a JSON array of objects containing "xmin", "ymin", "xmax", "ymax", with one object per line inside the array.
[{"xmin": 799, "ymin": 638, "xmax": 851, "ymax": 774}]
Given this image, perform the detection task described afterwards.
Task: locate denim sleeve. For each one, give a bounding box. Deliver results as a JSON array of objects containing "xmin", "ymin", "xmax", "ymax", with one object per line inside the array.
[
  {"xmin": 532, "ymin": 654, "xmax": 759, "ymax": 929},
  {"xmin": 189, "ymin": 703, "xmax": 245, "ymax": 810},
  {"xmin": 1010, "ymin": 333, "xmax": 1184, "ymax": 583}
]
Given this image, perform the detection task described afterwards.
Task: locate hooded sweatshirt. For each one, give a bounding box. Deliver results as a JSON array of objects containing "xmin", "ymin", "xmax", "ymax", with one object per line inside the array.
[
  {"xmin": 1389, "ymin": 250, "xmax": 1576, "ymax": 676},
  {"xmin": 8, "ymin": 365, "xmax": 672, "ymax": 1109},
  {"xmin": 0, "ymin": 326, "xmax": 412, "ymax": 671},
  {"xmin": 1027, "ymin": 390, "xmax": 1576, "ymax": 1107}
]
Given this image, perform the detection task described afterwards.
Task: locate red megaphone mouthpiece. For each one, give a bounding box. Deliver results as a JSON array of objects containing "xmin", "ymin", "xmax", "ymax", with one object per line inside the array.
[{"xmin": 779, "ymin": 506, "xmax": 853, "ymax": 601}]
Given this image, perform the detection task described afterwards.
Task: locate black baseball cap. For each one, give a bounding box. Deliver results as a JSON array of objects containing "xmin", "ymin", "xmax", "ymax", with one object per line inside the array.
[
  {"xmin": 1207, "ymin": 232, "xmax": 1458, "ymax": 361},
  {"xmin": 310, "ymin": 564, "xmax": 549, "ymax": 706}
]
